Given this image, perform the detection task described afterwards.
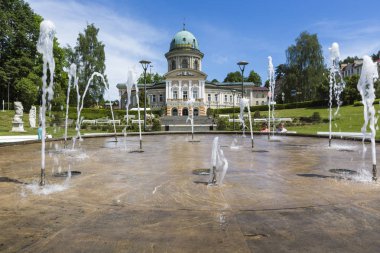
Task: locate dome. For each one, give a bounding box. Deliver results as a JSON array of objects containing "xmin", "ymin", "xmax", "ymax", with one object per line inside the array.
[{"xmin": 170, "ymin": 30, "xmax": 199, "ymax": 51}]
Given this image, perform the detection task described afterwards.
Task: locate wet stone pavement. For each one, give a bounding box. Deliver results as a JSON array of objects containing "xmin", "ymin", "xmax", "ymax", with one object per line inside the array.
[{"xmin": 1, "ymin": 134, "xmax": 380, "ymax": 252}]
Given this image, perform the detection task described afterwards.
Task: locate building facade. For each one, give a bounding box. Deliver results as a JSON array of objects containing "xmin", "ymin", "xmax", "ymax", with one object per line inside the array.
[{"xmin": 117, "ymin": 28, "xmax": 268, "ymax": 116}]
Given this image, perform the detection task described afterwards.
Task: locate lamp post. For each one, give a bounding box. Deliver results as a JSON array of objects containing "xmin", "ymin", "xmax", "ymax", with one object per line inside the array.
[
  {"xmin": 139, "ymin": 60, "xmax": 151, "ymax": 132},
  {"xmin": 237, "ymin": 61, "xmax": 249, "ymax": 99},
  {"xmin": 232, "ymin": 89, "xmax": 236, "ymax": 131}
]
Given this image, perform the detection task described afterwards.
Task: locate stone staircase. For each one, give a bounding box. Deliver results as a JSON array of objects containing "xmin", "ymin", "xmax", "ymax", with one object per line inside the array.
[{"xmin": 160, "ymin": 116, "xmax": 215, "ymax": 131}]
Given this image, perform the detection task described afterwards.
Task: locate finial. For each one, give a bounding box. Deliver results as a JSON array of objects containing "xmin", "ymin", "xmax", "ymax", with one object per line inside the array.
[{"xmin": 183, "ymin": 18, "xmax": 186, "ymax": 31}]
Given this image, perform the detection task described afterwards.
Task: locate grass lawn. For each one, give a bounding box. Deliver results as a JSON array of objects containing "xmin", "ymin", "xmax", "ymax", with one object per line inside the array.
[
  {"xmin": 1, "ymin": 103, "xmax": 379, "ymax": 139},
  {"xmin": 256, "ymin": 104, "xmax": 380, "ymax": 137},
  {"xmin": 0, "ymin": 110, "xmax": 112, "ymax": 138}
]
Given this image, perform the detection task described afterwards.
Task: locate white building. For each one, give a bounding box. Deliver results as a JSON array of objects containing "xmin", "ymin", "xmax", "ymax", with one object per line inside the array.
[{"xmin": 117, "ymin": 28, "xmax": 268, "ymax": 116}]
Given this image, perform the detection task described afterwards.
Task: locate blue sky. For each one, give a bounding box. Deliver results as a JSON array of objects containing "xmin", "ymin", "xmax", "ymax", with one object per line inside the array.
[{"xmin": 28, "ymin": 0, "xmax": 380, "ymax": 99}]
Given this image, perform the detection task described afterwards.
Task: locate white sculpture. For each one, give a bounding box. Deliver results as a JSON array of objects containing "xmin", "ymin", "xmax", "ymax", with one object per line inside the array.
[
  {"xmin": 29, "ymin": 106, "xmax": 37, "ymax": 128},
  {"xmin": 11, "ymin": 101, "xmax": 25, "ymax": 132}
]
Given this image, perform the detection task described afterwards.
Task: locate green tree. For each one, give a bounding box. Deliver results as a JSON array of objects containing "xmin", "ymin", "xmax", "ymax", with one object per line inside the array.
[
  {"xmin": 342, "ymin": 75, "xmax": 360, "ymax": 104},
  {"xmin": 0, "ymin": 0, "xmax": 42, "ymax": 106},
  {"xmin": 285, "ymin": 31, "xmax": 325, "ymax": 101},
  {"xmin": 372, "ymin": 51, "xmax": 380, "ymax": 61},
  {"xmin": 137, "ymin": 72, "xmax": 164, "ymax": 84},
  {"xmin": 223, "ymin": 71, "xmax": 242, "ymax": 82},
  {"xmin": 14, "ymin": 76, "xmax": 38, "ymax": 111},
  {"xmin": 341, "ymin": 56, "xmax": 359, "ymax": 64},
  {"xmin": 211, "ymin": 78, "xmax": 219, "ymax": 83},
  {"xmin": 246, "ymin": 70, "xmax": 262, "ymax": 86},
  {"xmin": 68, "ymin": 24, "xmax": 107, "ymax": 107}
]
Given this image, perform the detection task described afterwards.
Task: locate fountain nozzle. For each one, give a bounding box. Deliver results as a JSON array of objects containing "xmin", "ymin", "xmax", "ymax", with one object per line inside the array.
[
  {"xmin": 372, "ymin": 164, "xmax": 377, "ymax": 181},
  {"xmin": 40, "ymin": 169, "xmax": 46, "ymax": 186}
]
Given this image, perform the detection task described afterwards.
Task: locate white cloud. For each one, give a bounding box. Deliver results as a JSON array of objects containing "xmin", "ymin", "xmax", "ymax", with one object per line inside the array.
[
  {"xmin": 27, "ymin": 0, "xmax": 168, "ymax": 100},
  {"xmin": 312, "ymin": 19, "xmax": 380, "ymax": 60}
]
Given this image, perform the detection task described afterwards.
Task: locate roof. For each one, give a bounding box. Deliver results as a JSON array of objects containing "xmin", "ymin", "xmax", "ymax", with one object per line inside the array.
[{"xmin": 169, "ymin": 30, "xmax": 199, "ymax": 51}]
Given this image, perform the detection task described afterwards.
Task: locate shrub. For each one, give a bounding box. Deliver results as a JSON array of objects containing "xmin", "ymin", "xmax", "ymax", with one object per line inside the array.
[
  {"xmin": 311, "ymin": 112, "xmax": 321, "ymax": 122},
  {"xmin": 216, "ymin": 117, "xmax": 229, "ymax": 130},
  {"xmin": 210, "ymin": 100, "xmax": 327, "ymax": 115},
  {"xmin": 253, "ymin": 110, "xmax": 261, "ymax": 118},
  {"xmin": 151, "ymin": 118, "xmax": 162, "ymax": 131}
]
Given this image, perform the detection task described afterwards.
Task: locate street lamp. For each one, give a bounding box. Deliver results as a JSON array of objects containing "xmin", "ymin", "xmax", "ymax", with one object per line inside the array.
[
  {"xmin": 232, "ymin": 89, "xmax": 236, "ymax": 131},
  {"xmin": 139, "ymin": 60, "xmax": 151, "ymax": 132},
  {"xmin": 237, "ymin": 61, "xmax": 249, "ymax": 98}
]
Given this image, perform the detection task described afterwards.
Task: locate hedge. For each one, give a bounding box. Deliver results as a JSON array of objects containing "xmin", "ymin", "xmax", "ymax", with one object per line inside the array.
[
  {"xmin": 66, "ymin": 107, "xmax": 163, "ymax": 120},
  {"xmin": 353, "ymin": 99, "xmax": 380, "ymax": 106},
  {"xmin": 212, "ymin": 100, "xmax": 327, "ymax": 115}
]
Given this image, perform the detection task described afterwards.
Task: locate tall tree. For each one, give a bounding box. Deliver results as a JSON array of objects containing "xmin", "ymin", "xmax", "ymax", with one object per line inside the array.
[
  {"xmin": 223, "ymin": 71, "xmax": 242, "ymax": 82},
  {"xmin": 0, "ymin": 0, "xmax": 41, "ymax": 108},
  {"xmin": 285, "ymin": 31, "xmax": 325, "ymax": 101},
  {"xmin": 137, "ymin": 72, "xmax": 164, "ymax": 84},
  {"xmin": 246, "ymin": 70, "xmax": 262, "ymax": 86},
  {"xmin": 0, "ymin": 0, "xmax": 68, "ymax": 111},
  {"xmin": 69, "ymin": 24, "xmax": 107, "ymax": 107}
]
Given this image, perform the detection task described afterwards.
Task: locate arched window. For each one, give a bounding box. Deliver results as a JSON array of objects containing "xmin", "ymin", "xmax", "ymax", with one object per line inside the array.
[
  {"xmin": 182, "ymin": 58, "xmax": 188, "ymax": 68},
  {"xmin": 172, "ymin": 108, "xmax": 178, "ymax": 116},
  {"xmin": 193, "ymin": 108, "xmax": 199, "ymax": 116},
  {"xmin": 182, "ymin": 108, "xmax": 189, "ymax": 116},
  {"xmin": 171, "ymin": 60, "xmax": 176, "ymax": 70},
  {"xmin": 194, "ymin": 60, "xmax": 199, "ymax": 70}
]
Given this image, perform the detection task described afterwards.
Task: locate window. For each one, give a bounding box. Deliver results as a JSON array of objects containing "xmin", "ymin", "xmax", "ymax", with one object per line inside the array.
[
  {"xmin": 194, "ymin": 60, "xmax": 199, "ymax": 70},
  {"xmin": 159, "ymin": 94, "xmax": 163, "ymax": 102},
  {"xmin": 256, "ymin": 93, "xmax": 259, "ymax": 98},
  {"xmin": 215, "ymin": 94, "xmax": 218, "ymax": 102},
  {"xmin": 192, "ymin": 88, "xmax": 198, "ymax": 99},
  {"xmin": 171, "ymin": 60, "xmax": 176, "ymax": 70},
  {"xmin": 224, "ymin": 95, "xmax": 228, "ymax": 103},
  {"xmin": 230, "ymin": 95, "xmax": 232, "ymax": 102},
  {"xmin": 208, "ymin": 94, "xmax": 211, "ymax": 101},
  {"xmin": 173, "ymin": 89, "xmax": 178, "ymax": 99},
  {"xmin": 262, "ymin": 93, "xmax": 265, "ymax": 98},
  {"xmin": 261, "ymin": 101, "xmax": 265, "ymax": 105},
  {"xmin": 256, "ymin": 101, "xmax": 259, "ymax": 105},
  {"xmin": 182, "ymin": 58, "xmax": 188, "ymax": 68},
  {"xmin": 172, "ymin": 108, "xmax": 178, "ymax": 116},
  {"xmin": 152, "ymin": 95, "xmax": 156, "ymax": 103},
  {"xmin": 183, "ymin": 90, "xmax": 188, "ymax": 100}
]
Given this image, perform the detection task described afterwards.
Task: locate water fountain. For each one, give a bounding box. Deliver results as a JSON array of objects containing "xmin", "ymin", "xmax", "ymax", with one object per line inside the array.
[
  {"xmin": 328, "ymin": 42, "xmax": 346, "ymax": 147},
  {"xmin": 238, "ymin": 98, "xmax": 254, "ymax": 148},
  {"xmin": 125, "ymin": 69, "xmax": 143, "ymax": 152},
  {"xmin": 72, "ymin": 71, "xmax": 117, "ymax": 149},
  {"xmin": 186, "ymin": 98, "xmax": 196, "ymax": 141},
  {"xmin": 208, "ymin": 137, "xmax": 228, "ymax": 185},
  {"xmin": 37, "ymin": 20, "xmax": 56, "ymax": 186},
  {"xmin": 357, "ymin": 55, "xmax": 379, "ymax": 181},
  {"xmin": 267, "ymin": 56, "xmax": 276, "ymax": 140},
  {"xmin": 64, "ymin": 63, "xmax": 78, "ymax": 148}
]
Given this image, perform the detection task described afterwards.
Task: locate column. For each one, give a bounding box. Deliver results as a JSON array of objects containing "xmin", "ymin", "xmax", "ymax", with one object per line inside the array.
[
  {"xmin": 165, "ymin": 81, "xmax": 169, "ymax": 101},
  {"xmin": 189, "ymin": 80, "xmax": 193, "ymax": 99},
  {"xmin": 179, "ymin": 80, "xmax": 182, "ymax": 100}
]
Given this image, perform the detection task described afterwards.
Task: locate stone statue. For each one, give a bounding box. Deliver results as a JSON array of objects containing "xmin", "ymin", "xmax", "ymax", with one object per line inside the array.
[
  {"xmin": 11, "ymin": 102, "xmax": 25, "ymax": 132},
  {"xmin": 29, "ymin": 106, "xmax": 37, "ymax": 128}
]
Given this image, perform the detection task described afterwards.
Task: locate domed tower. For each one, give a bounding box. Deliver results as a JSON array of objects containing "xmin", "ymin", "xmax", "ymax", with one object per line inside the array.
[{"xmin": 164, "ymin": 28, "xmax": 207, "ymax": 116}]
